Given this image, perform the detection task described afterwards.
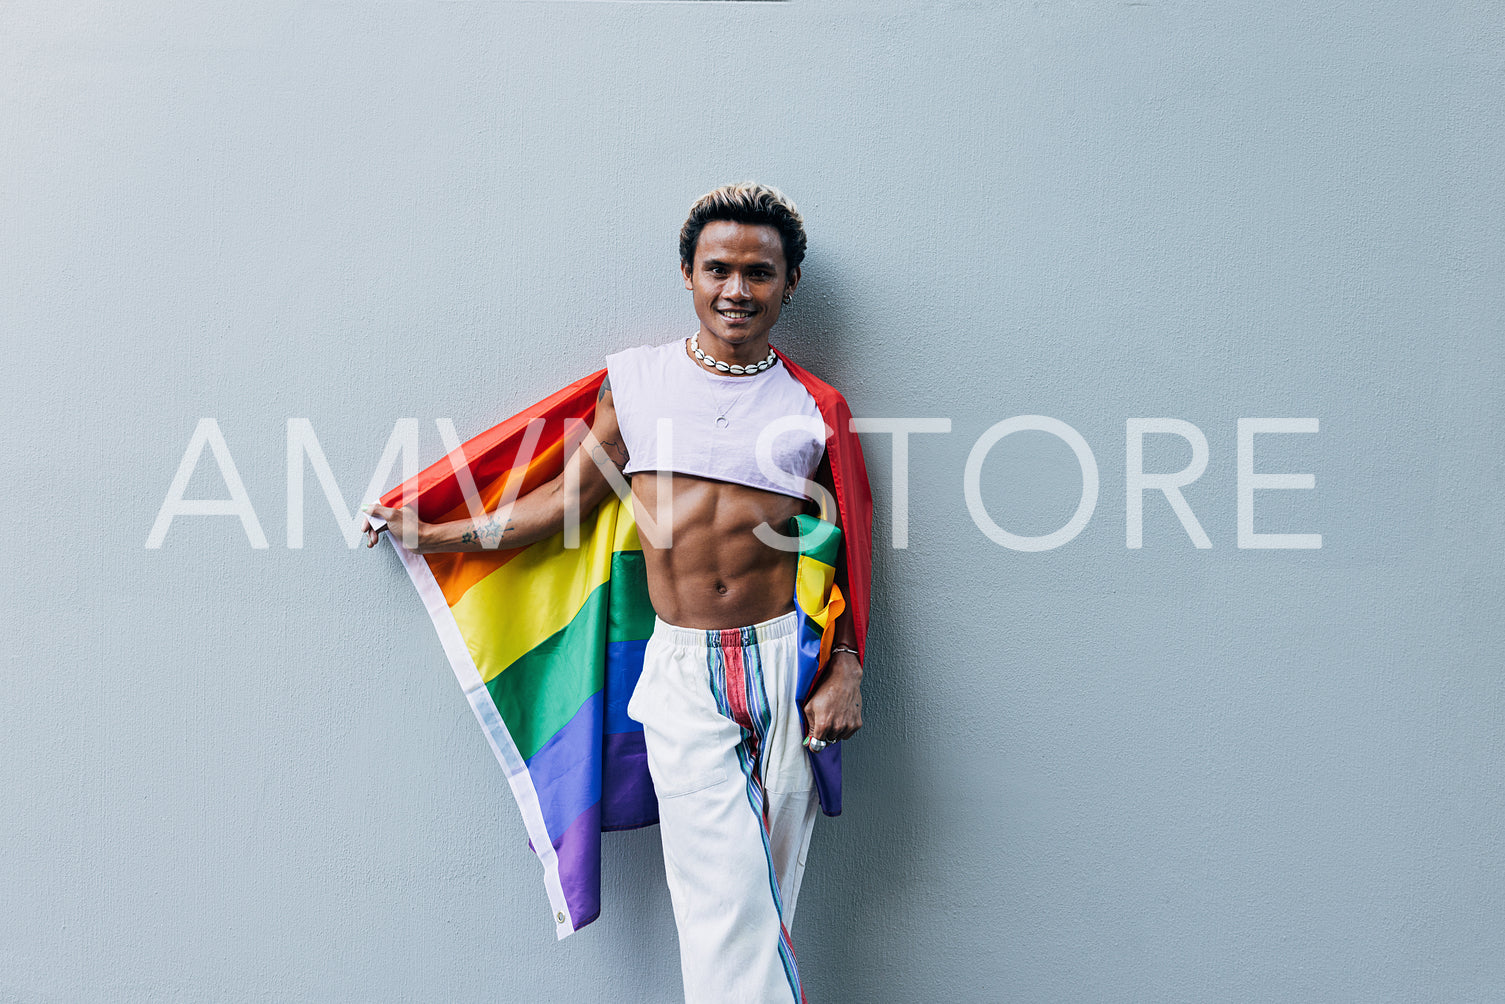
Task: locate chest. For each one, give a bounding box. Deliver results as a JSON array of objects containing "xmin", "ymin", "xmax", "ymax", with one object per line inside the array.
[{"xmin": 615, "ymin": 357, "xmax": 826, "ymax": 494}]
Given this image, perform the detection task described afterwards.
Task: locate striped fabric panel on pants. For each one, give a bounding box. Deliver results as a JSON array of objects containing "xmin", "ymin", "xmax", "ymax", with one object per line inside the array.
[{"xmin": 707, "ymin": 626, "xmax": 805, "ymax": 1004}]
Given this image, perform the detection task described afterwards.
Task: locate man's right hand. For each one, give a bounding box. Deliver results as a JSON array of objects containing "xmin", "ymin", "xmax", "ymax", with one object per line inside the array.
[{"xmin": 360, "ymin": 504, "xmax": 424, "ymax": 549}]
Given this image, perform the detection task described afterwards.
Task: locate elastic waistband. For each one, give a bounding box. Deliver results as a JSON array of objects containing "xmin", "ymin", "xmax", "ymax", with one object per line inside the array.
[{"xmin": 653, "ymin": 608, "xmax": 799, "ymax": 649}]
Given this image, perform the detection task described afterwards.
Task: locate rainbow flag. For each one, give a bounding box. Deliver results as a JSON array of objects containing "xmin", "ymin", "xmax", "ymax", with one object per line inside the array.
[{"xmin": 375, "ymin": 357, "xmax": 872, "ymax": 938}]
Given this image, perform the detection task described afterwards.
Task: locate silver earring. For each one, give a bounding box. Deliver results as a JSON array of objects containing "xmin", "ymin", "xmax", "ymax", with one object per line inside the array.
[{"xmin": 782, "ymin": 292, "xmax": 793, "ymax": 305}]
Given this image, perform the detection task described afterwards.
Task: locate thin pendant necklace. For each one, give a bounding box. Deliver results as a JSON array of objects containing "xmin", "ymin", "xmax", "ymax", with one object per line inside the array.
[{"xmin": 687, "ymin": 335, "xmax": 768, "ymax": 428}]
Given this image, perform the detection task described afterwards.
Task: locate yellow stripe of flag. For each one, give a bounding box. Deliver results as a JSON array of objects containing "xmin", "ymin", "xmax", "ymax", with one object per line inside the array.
[
  {"xmin": 796, "ymin": 555, "xmax": 837, "ymax": 623},
  {"xmin": 450, "ymin": 497, "xmax": 641, "ymax": 684}
]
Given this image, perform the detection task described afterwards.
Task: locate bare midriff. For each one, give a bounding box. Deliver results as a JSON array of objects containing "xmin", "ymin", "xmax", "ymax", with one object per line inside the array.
[{"xmin": 631, "ymin": 471, "xmax": 810, "ymax": 630}]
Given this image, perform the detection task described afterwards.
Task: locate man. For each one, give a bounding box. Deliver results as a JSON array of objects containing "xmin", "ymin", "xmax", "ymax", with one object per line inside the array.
[{"xmin": 362, "ymin": 183, "xmax": 870, "ymax": 1002}]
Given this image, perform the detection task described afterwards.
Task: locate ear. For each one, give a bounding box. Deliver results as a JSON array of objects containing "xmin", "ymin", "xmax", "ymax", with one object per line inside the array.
[
  {"xmin": 785, "ymin": 265, "xmax": 801, "ymax": 295},
  {"xmin": 682, "ymin": 260, "xmax": 694, "ymax": 291}
]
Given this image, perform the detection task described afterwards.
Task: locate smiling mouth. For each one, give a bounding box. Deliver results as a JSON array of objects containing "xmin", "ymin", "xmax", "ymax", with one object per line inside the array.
[{"xmin": 717, "ymin": 308, "xmax": 756, "ymax": 319}]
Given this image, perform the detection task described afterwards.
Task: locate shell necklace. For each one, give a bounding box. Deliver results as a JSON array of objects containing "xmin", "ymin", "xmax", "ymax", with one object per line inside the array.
[{"xmin": 690, "ymin": 332, "xmax": 777, "ymax": 375}]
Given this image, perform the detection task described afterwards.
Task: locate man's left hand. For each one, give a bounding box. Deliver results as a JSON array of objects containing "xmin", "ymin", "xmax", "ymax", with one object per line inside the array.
[{"xmin": 802, "ymin": 651, "xmax": 863, "ymax": 745}]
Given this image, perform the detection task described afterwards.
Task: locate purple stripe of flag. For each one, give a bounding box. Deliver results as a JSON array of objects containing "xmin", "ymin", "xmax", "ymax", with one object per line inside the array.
[
  {"xmin": 601, "ymin": 730, "xmax": 657, "ymax": 830},
  {"xmin": 553, "ymin": 801, "xmax": 602, "ymax": 929},
  {"xmin": 525, "ymin": 694, "xmax": 602, "ymax": 839}
]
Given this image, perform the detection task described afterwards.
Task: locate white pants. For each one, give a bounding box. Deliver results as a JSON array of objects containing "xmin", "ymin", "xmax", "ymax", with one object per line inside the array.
[{"xmin": 627, "ymin": 610, "xmax": 820, "ymax": 1004}]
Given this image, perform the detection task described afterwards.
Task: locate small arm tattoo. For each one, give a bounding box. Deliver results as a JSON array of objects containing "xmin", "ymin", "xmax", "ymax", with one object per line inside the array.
[
  {"xmin": 460, "ymin": 516, "xmax": 515, "ymax": 548},
  {"xmin": 597, "ymin": 374, "xmax": 611, "ymax": 402},
  {"xmin": 592, "ymin": 438, "xmax": 630, "ymax": 471}
]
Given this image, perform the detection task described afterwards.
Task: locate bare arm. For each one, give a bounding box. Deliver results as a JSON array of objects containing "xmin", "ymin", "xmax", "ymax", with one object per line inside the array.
[{"xmin": 361, "ymin": 378, "xmax": 630, "ymax": 553}]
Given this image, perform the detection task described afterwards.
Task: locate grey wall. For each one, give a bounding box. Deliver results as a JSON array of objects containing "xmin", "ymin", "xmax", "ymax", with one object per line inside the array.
[{"xmin": 4, "ymin": 1, "xmax": 1502, "ymax": 1001}]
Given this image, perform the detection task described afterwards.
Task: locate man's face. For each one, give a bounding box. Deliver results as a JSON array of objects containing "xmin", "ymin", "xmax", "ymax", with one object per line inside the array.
[{"xmin": 682, "ymin": 220, "xmax": 799, "ymax": 354}]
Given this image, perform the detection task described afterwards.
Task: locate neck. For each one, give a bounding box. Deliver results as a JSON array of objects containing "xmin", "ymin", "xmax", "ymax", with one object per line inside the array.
[{"xmin": 696, "ymin": 328, "xmax": 768, "ymax": 366}]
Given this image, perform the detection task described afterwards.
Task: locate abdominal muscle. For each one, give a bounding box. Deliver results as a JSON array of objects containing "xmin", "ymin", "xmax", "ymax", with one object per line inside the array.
[{"xmin": 630, "ymin": 471, "xmax": 810, "ymax": 631}]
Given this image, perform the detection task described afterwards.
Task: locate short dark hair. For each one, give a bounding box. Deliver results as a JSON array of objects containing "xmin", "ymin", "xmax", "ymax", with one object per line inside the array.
[{"xmin": 679, "ymin": 182, "xmax": 807, "ymax": 273}]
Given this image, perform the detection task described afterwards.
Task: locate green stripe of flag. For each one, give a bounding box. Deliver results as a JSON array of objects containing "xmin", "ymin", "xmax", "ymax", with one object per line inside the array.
[
  {"xmin": 791, "ymin": 514, "xmax": 842, "ymax": 565},
  {"xmin": 606, "ymin": 550, "xmax": 654, "ymax": 642},
  {"xmin": 487, "ymin": 551, "xmax": 655, "ymax": 762}
]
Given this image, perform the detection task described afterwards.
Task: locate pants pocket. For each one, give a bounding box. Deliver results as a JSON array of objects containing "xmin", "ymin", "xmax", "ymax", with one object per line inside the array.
[
  {"xmin": 651, "ymin": 758, "xmax": 728, "ymax": 799},
  {"xmin": 641, "ymin": 707, "xmax": 730, "ymax": 798},
  {"xmin": 634, "ymin": 639, "xmax": 734, "ymax": 799}
]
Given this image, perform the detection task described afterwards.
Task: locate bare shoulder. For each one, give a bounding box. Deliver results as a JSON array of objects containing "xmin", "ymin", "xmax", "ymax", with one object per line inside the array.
[{"xmin": 593, "ymin": 373, "xmax": 622, "ymax": 427}]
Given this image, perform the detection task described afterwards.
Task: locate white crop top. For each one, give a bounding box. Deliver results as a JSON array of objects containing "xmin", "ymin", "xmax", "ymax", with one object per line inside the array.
[{"xmin": 604, "ymin": 339, "xmax": 826, "ymax": 501}]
